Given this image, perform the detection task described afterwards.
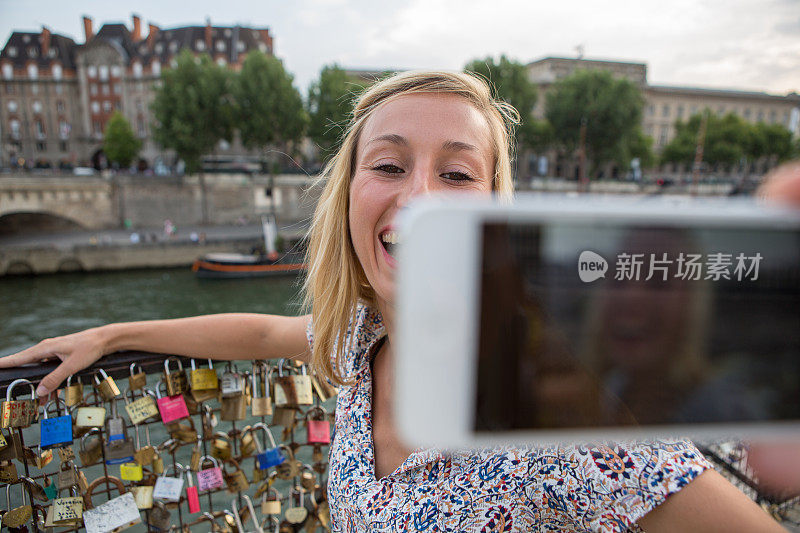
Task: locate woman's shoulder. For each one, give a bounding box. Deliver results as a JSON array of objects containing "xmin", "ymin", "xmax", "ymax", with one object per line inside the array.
[{"xmin": 307, "ymin": 302, "xmax": 385, "ymax": 377}]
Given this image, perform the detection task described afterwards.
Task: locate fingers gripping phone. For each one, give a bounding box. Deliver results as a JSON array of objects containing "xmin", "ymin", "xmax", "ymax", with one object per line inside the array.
[{"xmin": 396, "ymin": 195, "xmax": 800, "ymax": 449}]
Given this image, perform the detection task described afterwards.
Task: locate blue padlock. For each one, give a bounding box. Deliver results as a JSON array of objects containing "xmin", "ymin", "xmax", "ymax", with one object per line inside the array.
[
  {"xmin": 40, "ymin": 398, "xmax": 73, "ymax": 449},
  {"xmin": 252, "ymin": 422, "xmax": 285, "ymax": 470}
]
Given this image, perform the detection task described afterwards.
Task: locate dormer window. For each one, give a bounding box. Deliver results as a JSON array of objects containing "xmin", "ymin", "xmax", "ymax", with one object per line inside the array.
[
  {"xmin": 7, "ymin": 47, "xmax": 17, "ymax": 57},
  {"xmin": 27, "ymin": 64, "xmax": 38, "ymax": 79},
  {"xmin": 52, "ymin": 64, "xmax": 62, "ymax": 80},
  {"xmin": 27, "ymin": 47, "xmax": 38, "ymax": 58},
  {"xmin": 215, "ymin": 40, "xmax": 226, "ymax": 52},
  {"xmin": 152, "ymin": 60, "xmax": 161, "ymax": 75},
  {"xmin": 133, "ymin": 62, "xmax": 142, "ymax": 78},
  {"xmin": 2, "ymin": 64, "xmax": 12, "ymax": 79},
  {"xmin": 111, "ymin": 65, "xmax": 122, "ymax": 77},
  {"xmin": 155, "ymin": 43, "xmax": 164, "ymax": 54},
  {"xmin": 99, "ymin": 65, "xmax": 109, "ymax": 80},
  {"xmin": 236, "ymin": 41, "xmax": 245, "ymax": 52},
  {"xmin": 196, "ymin": 40, "xmax": 205, "ymax": 51},
  {"xmin": 87, "ymin": 65, "xmax": 97, "ymax": 78},
  {"xmin": 169, "ymin": 41, "xmax": 178, "ymax": 53}
]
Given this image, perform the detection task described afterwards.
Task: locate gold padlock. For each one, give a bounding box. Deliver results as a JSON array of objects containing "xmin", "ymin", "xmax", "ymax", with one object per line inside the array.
[
  {"xmin": 0, "ymin": 459, "xmax": 19, "ymax": 483},
  {"xmin": 284, "ymin": 487, "xmax": 309, "ymax": 526},
  {"xmin": 190, "ymin": 434, "xmax": 202, "ymax": 471},
  {"xmin": 251, "ymin": 361, "xmax": 273, "ymax": 416},
  {"xmin": 79, "ymin": 428, "xmax": 103, "ymax": 466},
  {"xmin": 164, "ymin": 356, "xmax": 189, "ymax": 396},
  {"xmin": 190, "ymin": 359, "xmax": 219, "ymax": 396},
  {"xmin": 223, "ymin": 458, "xmax": 250, "ymax": 493},
  {"xmin": 300, "ymin": 464, "xmax": 317, "ymax": 490},
  {"xmin": 124, "ymin": 388, "xmax": 159, "ymax": 425},
  {"xmin": 274, "ymin": 445, "xmax": 299, "ymax": 480},
  {"xmin": 130, "ymin": 485, "xmax": 154, "ymax": 509},
  {"xmin": 93, "ymin": 368, "xmax": 120, "ymax": 400},
  {"xmin": 64, "ymin": 375, "xmax": 84, "ymax": 406},
  {"xmin": 220, "ymin": 392, "xmax": 247, "ymax": 421},
  {"xmin": 134, "ymin": 425, "xmax": 156, "ymax": 466},
  {"xmin": 211, "ymin": 431, "xmax": 232, "ymax": 461},
  {"xmin": 129, "ymin": 362, "xmax": 147, "ymax": 390},
  {"xmin": 1, "ymin": 378, "xmax": 39, "ymax": 428},
  {"xmin": 51, "ymin": 486, "xmax": 84, "ymax": 526},
  {"xmin": 239, "ymin": 425, "xmax": 257, "ymax": 457},
  {"xmin": 261, "ymin": 487, "xmax": 282, "ymax": 515},
  {"xmin": 3, "ymin": 481, "xmax": 33, "ymax": 528}
]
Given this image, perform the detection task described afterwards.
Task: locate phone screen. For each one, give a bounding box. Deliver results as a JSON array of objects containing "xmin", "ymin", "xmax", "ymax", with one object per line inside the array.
[{"xmin": 474, "ymin": 221, "xmax": 800, "ymax": 433}]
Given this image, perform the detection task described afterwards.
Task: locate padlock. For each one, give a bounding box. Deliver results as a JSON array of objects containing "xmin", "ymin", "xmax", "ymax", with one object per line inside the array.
[
  {"xmin": 1, "ymin": 378, "xmax": 39, "ymax": 428},
  {"xmin": 81, "ymin": 476, "xmax": 142, "ymax": 533},
  {"xmin": 311, "ymin": 368, "xmax": 338, "ymax": 402},
  {"xmin": 153, "ymin": 462, "xmax": 185, "ymax": 502},
  {"xmin": 0, "ymin": 428, "xmax": 19, "ymax": 461},
  {"xmin": 104, "ymin": 398, "xmax": 135, "ymax": 464},
  {"xmin": 239, "ymin": 425, "xmax": 257, "ymax": 457},
  {"xmin": 166, "ymin": 418, "xmax": 198, "ymax": 443},
  {"xmin": 229, "ymin": 495, "xmax": 261, "ymax": 533},
  {"xmin": 93, "ymin": 368, "xmax": 121, "ymax": 400},
  {"xmin": 252, "ymin": 423, "xmax": 286, "ymax": 470},
  {"xmin": 129, "ymin": 362, "xmax": 147, "ymax": 390},
  {"xmin": 274, "ymin": 444, "xmax": 299, "ymax": 480},
  {"xmin": 300, "ymin": 464, "xmax": 317, "ymax": 491},
  {"xmin": 57, "ymin": 445, "xmax": 75, "ymax": 463},
  {"xmin": 0, "ymin": 458, "xmax": 18, "ymax": 483},
  {"xmin": 57, "ymin": 460, "xmax": 77, "ymax": 490},
  {"xmin": 64, "ymin": 375, "xmax": 84, "ymax": 407},
  {"xmin": 42, "ymin": 474, "xmax": 58, "ymax": 500},
  {"xmin": 196, "ymin": 455, "xmax": 225, "ymax": 492},
  {"xmin": 271, "ymin": 405, "xmax": 298, "ymax": 428},
  {"xmin": 130, "ymin": 485, "xmax": 154, "ymax": 509},
  {"xmin": 187, "ymin": 434, "xmax": 202, "ymax": 471},
  {"xmin": 284, "ymin": 486, "xmax": 309, "ymax": 526},
  {"xmin": 3, "ymin": 481, "xmax": 32, "ymax": 528},
  {"xmin": 251, "ymin": 361, "xmax": 273, "ymax": 416},
  {"xmin": 220, "ymin": 362, "xmax": 246, "ymax": 397},
  {"xmin": 50, "ymin": 486, "xmax": 83, "ymax": 526},
  {"xmin": 184, "ymin": 466, "xmax": 201, "ymax": 514},
  {"xmin": 261, "ymin": 487, "xmax": 282, "ymax": 515},
  {"xmin": 120, "ymin": 462, "xmax": 143, "ymax": 481},
  {"xmin": 74, "ymin": 405, "xmax": 106, "ymax": 428},
  {"xmin": 211, "ymin": 431, "xmax": 232, "ymax": 461},
  {"xmin": 25, "ymin": 443, "xmax": 54, "ymax": 468},
  {"xmin": 152, "ymin": 447, "xmax": 165, "ymax": 475},
  {"xmin": 164, "ymin": 356, "xmax": 189, "ymax": 396},
  {"xmin": 155, "ymin": 379, "xmax": 189, "ymax": 423},
  {"xmin": 272, "ymin": 359, "xmax": 313, "ymax": 407},
  {"xmin": 220, "ymin": 391, "xmax": 247, "ymax": 421},
  {"xmin": 305, "ymin": 405, "xmax": 331, "ymax": 445},
  {"xmin": 134, "ymin": 425, "xmax": 156, "ymax": 466},
  {"xmin": 201, "ymin": 404, "xmax": 218, "ymax": 439},
  {"xmin": 223, "ymin": 458, "xmax": 250, "ymax": 493},
  {"xmin": 190, "ymin": 359, "xmax": 219, "ymax": 400},
  {"xmin": 20, "ymin": 476, "xmax": 47, "ymax": 504},
  {"xmin": 79, "ymin": 428, "xmax": 103, "ymax": 466},
  {"xmin": 148, "ymin": 501, "xmax": 171, "ymax": 532},
  {"xmin": 40, "ymin": 398, "xmax": 73, "ymax": 449},
  {"xmin": 123, "ymin": 387, "xmax": 159, "ymax": 424}
]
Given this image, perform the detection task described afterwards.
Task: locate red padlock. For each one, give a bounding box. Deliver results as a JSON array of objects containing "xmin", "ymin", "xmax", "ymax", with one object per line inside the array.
[
  {"xmin": 185, "ymin": 468, "xmax": 200, "ymax": 514},
  {"xmin": 305, "ymin": 406, "xmax": 331, "ymax": 445},
  {"xmin": 155, "ymin": 380, "xmax": 189, "ymax": 423}
]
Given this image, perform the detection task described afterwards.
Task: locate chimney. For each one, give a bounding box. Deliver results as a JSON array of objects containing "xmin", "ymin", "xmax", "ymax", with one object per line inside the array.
[
  {"xmin": 205, "ymin": 18, "xmax": 212, "ymax": 52},
  {"xmin": 147, "ymin": 23, "xmax": 160, "ymax": 51},
  {"xmin": 132, "ymin": 14, "xmax": 142, "ymax": 42},
  {"xmin": 82, "ymin": 16, "xmax": 94, "ymax": 42},
  {"xmin": 40, "ymin": 27, "xmax": 51, "ymax": 56}
]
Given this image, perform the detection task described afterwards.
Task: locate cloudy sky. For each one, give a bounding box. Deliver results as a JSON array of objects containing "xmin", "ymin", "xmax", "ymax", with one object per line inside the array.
[{"xmin": 2, "ymin": 0, "xmax": 798, "ymax": 96}]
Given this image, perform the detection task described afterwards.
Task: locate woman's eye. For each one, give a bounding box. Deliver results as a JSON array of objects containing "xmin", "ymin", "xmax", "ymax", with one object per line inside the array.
[
  {"xmin": 441, "ymin": 171, "xmax": 473, "ymax": 182},
  {"xmin": 374, "ymin": 164, "xmax": 404, "ymax": 174}
]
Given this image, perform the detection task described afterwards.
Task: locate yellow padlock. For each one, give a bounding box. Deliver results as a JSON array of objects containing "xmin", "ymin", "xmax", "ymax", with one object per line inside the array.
[{"xmin": 120, "ymin": 462, "xmax": 144, "ymax": 481}]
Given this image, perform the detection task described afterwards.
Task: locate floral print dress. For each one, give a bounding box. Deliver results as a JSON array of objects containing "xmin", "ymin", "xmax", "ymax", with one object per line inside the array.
[{"xmin": 309, "ymin": 304, "xmax": 711, "ymax": 532}]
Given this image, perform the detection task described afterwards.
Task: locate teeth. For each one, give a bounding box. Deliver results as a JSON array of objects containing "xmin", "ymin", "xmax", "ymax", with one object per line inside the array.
[{"xmin": 381, "ymin": 231, "xmax": 399, "ymax": 245}]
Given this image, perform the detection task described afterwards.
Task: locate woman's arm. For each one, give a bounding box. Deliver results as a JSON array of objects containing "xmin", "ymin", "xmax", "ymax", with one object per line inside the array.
[
  {"xmin": 0, "ymin": 313, "xmax": 311, "ymax": 398},
  {"xmin": 637, "ymin": 469, "xmax": 785, "ymax": 532}
]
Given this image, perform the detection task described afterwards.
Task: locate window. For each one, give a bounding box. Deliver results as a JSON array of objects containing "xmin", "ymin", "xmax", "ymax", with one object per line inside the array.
[
  {"xmin": 111, "ymin": 65, "xmax": 122, "ymax": 77},
  {"xmin": 115, "ymin": 101, "xmax": 121, "ymax": 111},
  {"xmin": 90, "ymin": 84, "xmax": 98, "ymax": 95},
  {"xmin": 135, "ymin": 99, "xmax": 144, "ymax": 112},
  {"xmin": 59, "ymin": 141, "xmax": 68, "ymax": 152},
  {"xmin": 59, "ymin": 120, "xmax": 70, "ymax": 138},
  {"xmin": 215, "ymin": 40, "xmax": 226, "ymax": 52},
  {"xmin": 32, "ymin": 100, "xmax": 42, "ymax": 113},
  {"xmin": 152, "ymin": 60, "xmax": 161, "ymax": 75},
  {"xmin": 91, "ymin": 101, "xmax": 100, "ymax": 114},
  {"xmin": 27, "ymin": 47, "xmax": 38, "ymax": 58},
  {"xmin": 102, "ymin": 83, "xmax": 109, "ymax": 95},
  {"xmin": 99, "ymin": 65, "xmax": 109, "ymax": 80},
  {"xmin": 224, "ymin": 29, "xmax": 232, "ymax": 38},
  {"xmin": 35, "ymin": 119, "xmax": 45, "ymax": 139},
  {"xmin": 677, "ymin": 105, "xmax": 684, "ymax": 119},
  {"xmin": 196, "ymin": 40, "xmax": 205, "ymax": 51},
  {"xmin": 236, "ymin": 40, "xmax": 246, "ymax": 52},
  {"xmin": 769, "ymin": 110, "xmax": 777, "ymax": 123},
  {"xmin": 757, "ymin": 110, "xmax": 764, "ymax": 122},
  {"xmin": 31, "ymin": 83, "xmax": 38, "ymax": 95},
  {"xmin": 87, "ymin": 65, "xmax": 97, "ymax": 78},
  {"xmin": 133, "ymin": 62, "xmax": 142, "ymax": 78},
  {"xmin": 103, "ymin": 101, "xmax": 112, "ymax": 112},
  {"xmin": 662, "ymin": 104, "xmax": 670, "ymax": 117},
  {"xmin": 7, "ymin": 46, "xmax": 17, "ymax": 57},
  {"xmin": 169, "ymin": 41, "xmax": 178, "ymax": 53},
  {"xmin": 1, "ymin": 63, "xmax": 12, "ymax": 79},
  {"xmin": 113, "ymin": 83, "xmax": 121, "ymax": 94},
  {"xmin": 52, "ymin": 64, "xmax": 62, "ymax": 79},
  {"xmin": 9, "ymin": 119, "xmax": 20, "ymax": 139},
  {"xmin": 93, "ymin": 121, "xmax": 102, "ymax": 135},
  {"xmin": 744, "ymin": 108, "xmax": 751, "ymax": 119},
  {"xmin": 27, "ymin": 64, "xmax": 38, "ymax": 79},
  {"xmin": 659, "ymin": 126, "xmax": 669, "ymax": 145},
  {"xmin": 137, "ymin": 117, "xmax": 146, "ymax": 137},
  {"xmin": 155, "ymin": 43, "xmax": 164, "ymax": 54},
  {"xmin": 216, "ymin": 57, "xmax": 226, "ymax": 66},
  {"xmin": 48, "ymin": 48, "xmax": 57, "ymax": 58},
  {"xmin": 55, "ymin": 83, "xmax": 63, "ymax": 95},
  {"xmin": 56, "ymin": 100, "xmax": 65, "ymax": 113},
  {"xmin": 5, "ymin": 83, "xmax": 15, "ymax": 94},
  {"xmin": 36, "ymin": 142, "xmax": 46, "ymax": 151},
  {"xmin": 7, "ymin": 100, "xmax": 17, "ymax": 112}
]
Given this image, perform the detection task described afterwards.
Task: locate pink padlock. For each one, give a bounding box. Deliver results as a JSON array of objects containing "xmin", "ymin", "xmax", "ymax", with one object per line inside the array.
[
  {"xmin": 196, "ymin": 455, "xmax": 225, "ymax": 492},
  {"xmin": 305, "ymin": 406, "xmax": 331, "ymax": 444},
  {"xmin": 155, "ymin": 379, "xmax": 189, "ymax": 423}
]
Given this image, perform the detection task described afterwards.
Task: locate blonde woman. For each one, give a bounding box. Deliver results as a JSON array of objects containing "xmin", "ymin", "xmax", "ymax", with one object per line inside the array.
[{"xmin": 3, "ymin": 71, "xmax": 787, "ymax": 532}]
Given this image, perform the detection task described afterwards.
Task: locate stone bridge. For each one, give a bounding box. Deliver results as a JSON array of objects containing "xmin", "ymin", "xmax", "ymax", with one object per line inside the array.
[{"xmin": 0, "ymin": 173, "xmax": 322, "ymax": 233}]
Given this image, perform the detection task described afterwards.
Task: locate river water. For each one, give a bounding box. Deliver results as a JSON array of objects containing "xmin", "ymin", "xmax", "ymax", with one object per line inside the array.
[{"xmin": 1, "ymin": 268, "xmax": 304, "ymax": 356}]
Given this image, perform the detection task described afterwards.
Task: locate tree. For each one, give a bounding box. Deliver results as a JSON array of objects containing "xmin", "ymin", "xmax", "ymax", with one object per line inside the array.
[
  {"xmin": 151, "ymin": 49, "xmax": 235, "ymax": 174},
  {"xmin": 103, "ymin": 111, "xmax": 141, "ymax": 168},
  {"xmin": 464, "ymin": 55, "xmax": 548, "ymax": 150},
  {"xmin": 307, "ymin": 64, "xmax": 365, "ymax": 155},
  {"xmin": 545, "ymin": 70, "xmax": 645, "ymax": 176},
  {"xmin": 235, "ymin": 51, "xmax": 307, "ymax": 170}
]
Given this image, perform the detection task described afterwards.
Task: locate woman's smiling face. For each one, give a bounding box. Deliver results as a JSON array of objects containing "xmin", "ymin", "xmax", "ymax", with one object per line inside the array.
[{"xmin": 349, "ymin": 92, "xmax": 495, "ymax": 308}]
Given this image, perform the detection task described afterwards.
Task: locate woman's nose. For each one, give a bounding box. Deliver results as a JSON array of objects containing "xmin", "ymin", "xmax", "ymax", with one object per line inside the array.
[{"xmin": 397, "ymin": 169, "xmax": 435, "ymax": 207}]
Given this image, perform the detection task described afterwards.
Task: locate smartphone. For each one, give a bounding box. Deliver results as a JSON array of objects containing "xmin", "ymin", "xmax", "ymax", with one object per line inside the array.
[{"xmin": 396, "ymin": 195, "xmax": 800, "ymax": 449}]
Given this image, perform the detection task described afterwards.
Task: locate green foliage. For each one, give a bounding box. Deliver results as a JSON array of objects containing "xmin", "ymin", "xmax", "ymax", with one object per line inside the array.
[
  {"xmin": 235, "ymin": 51, "xmax": 307, "ymax": 153},
  {"xmin": 307, "ymin": 64, "xmax": 365, "ymax": 154},
  {"xmin": 103, "ymin": 111, "xmax": 141, "ymax": 168},
  {"xmin": 661, "ymin": 111, "xmax": 794, "ymax": 167},
  {"xmin": 545, "ymin": 70, "xmax": 646, "ymax": 174},
  {"xmin": 151, "ymin": 50, "xmax": 234, "ymax": 173},
  {"xmin": 464, "ymin": 55, "xmax": 547, "ymax": 150}
]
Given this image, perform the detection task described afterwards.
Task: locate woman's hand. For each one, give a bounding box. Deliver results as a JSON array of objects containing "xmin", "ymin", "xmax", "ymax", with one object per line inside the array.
[{"xmin": 0, "ymin": 326, "xmax": 110, "ymax": 401}]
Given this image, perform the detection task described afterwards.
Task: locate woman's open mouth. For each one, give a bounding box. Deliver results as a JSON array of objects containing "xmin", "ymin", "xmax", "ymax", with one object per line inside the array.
[{"xmin": 380, "ymin": 230, "xmax": 399, "ymax": 259}]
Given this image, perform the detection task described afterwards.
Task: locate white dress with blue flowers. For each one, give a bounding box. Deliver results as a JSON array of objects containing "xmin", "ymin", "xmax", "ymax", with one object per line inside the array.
[{"xmin": 309, "ymin": 304, "xmax": 711, "ymax": 532}]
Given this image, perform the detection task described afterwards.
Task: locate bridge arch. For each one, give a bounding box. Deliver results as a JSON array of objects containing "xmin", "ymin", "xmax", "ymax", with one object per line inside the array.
[{"xmin": 0, "ymin": 211, "xmax": 86, "ymax": 235}]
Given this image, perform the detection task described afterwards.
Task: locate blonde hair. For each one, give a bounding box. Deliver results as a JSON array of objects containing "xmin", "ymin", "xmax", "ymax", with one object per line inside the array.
[{"xmin": 303, "ymin": 70, "xmax": 520, "ymax": 385}]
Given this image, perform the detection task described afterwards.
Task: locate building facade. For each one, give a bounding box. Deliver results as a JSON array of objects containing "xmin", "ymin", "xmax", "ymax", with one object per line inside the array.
[{"xmin": 0, "ymin": 15, "xmax": 274, "ymax": 170}]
